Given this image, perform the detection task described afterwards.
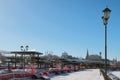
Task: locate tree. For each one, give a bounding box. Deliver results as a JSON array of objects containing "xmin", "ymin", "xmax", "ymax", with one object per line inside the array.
[{"xmin": 43, "ymin": 51, "xmax": 60, "ymax": 61}]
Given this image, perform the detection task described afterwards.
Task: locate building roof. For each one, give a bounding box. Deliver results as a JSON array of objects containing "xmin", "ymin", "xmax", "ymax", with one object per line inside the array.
[{"xmin": 11, "ymin": 51, "xmax": 43, "ymax": 55}]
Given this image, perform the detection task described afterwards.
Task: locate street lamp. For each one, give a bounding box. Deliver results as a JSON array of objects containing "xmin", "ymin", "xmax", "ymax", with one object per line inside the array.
[
  {"xmin": 20, "ymin": 45, "xmax": 29, "ymax": 51},
  {"xmin": 20, "ymin": 45, "xmax": 29, "ymax": 69},
  {"xmin": 102, "ymin": 7, "xmax": 111, "ymax": 76}
]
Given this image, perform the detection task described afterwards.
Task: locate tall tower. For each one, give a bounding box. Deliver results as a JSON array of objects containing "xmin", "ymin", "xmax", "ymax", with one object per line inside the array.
[
  {"xmin": 85, "ymin": 49, "xmax": 89, "ymax": 60},
  {"xmin": 99, "ymin": 52, "xmax": 102, "ymax": 59}
]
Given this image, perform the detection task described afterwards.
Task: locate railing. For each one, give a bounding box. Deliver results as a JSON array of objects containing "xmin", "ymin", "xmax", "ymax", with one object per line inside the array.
[
  {"xmin": 100, "ymin": 69, "xmax": 112, "ymax": 80},
  {"xmin": 108, "ymin": 73, "xmax": 120, "ymax": 80}
]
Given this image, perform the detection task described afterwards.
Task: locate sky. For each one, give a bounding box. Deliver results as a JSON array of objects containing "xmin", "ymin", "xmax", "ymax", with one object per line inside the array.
[{"xmin": 0, "ymin": 0, "xmax": 120, "ymax": 60}]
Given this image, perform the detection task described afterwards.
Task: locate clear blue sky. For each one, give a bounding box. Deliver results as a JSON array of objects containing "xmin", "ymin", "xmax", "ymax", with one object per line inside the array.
[{"xmin": 0, "ymin": 0, "xmax": 120, "ymax": 60}]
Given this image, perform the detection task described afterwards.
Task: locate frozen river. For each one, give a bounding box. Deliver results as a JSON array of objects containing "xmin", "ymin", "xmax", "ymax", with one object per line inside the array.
[
  {"xmin": 111, "ymin": 70, "xmax": 120, "ymax": 78},
  {"xmin": 50, "ymin": 69, "xmax": 104, "ymax": 80}
]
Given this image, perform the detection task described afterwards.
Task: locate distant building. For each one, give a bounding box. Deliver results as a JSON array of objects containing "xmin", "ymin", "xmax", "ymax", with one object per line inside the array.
[
  {"xmin": 85, "ymin": 50, "xmax": 101, "ymax": 61},
  {"xmin": 84, "ymin": 50, "xmax": 104, "ymax": 68},
  {"xmin": 116, "ymin": 61, "xmax": 120, "ymax": 68},
  {"xmin": 110, "ymin": 58, "xmax": 120, "ymax": 68},
  {"xmin": 85, "ymin": 49, "xmax": 89, "ymax": 60}
]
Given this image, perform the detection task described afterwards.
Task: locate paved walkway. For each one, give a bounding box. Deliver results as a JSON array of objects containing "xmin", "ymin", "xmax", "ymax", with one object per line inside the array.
[{"xmin": 50, "ymin": 69, "xmax": 104, "ymax": 80}]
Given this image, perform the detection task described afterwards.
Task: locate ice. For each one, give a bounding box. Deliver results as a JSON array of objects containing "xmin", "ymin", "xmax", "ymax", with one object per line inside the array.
[{"xmin": 111, "ymin": 71, "xmax": 120, "ymax": 78}]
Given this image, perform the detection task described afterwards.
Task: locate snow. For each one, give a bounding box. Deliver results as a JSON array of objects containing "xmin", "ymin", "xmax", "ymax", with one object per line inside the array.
[
  {"xmin": 50, "ymin": 69, "xmax": 104, "ymax": 80},
  {"xmin": 111, "ymin": 71, "xmax": 120, "ymax": 78}
]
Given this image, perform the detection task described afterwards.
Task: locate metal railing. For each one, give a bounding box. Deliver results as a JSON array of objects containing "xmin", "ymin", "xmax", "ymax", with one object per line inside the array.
[{"xmin": 100, "ymin": 69, "xmax": 112, "ymax": 80}]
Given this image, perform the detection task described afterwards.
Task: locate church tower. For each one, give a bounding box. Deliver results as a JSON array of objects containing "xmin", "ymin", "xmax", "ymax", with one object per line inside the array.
[{"xmin": 85, "ymin": 49, "xmax": 89, "ymax": 60}]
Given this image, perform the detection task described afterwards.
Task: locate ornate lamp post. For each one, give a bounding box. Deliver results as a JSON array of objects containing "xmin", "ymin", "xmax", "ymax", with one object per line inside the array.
[
  {"xmin": 102, "ymin": 7, "xmax": 111, "ymax": 76},
  {"xmin": 20, "ymin": 45, "xmax": 29, "ymax": 69},
  {"xmin": 20, "ymin": 45, "xmax": 29, "ymax": 51}
]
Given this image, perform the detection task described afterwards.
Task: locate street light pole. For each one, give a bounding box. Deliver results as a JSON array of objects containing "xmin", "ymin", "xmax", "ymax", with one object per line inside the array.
[
  {"xmin": 102, "ymin": 7, "xmax": 111, "ymax": 76},
  {"xmin": 105, "ymin": 23, "xmax": 107, "ymax": 75},
  {"xmin": 20, "ymin": 45, "xmax": 29, "ymax": 69}
]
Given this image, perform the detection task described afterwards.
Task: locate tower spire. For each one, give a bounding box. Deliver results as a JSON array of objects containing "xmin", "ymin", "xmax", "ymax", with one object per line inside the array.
[
  {"xmin": 86, "ymin": 49, "xmax": 89, "ymax": 60},
  {"xmin": 99, "ymin": 52, "xmax": 102, "ymax": 59}
]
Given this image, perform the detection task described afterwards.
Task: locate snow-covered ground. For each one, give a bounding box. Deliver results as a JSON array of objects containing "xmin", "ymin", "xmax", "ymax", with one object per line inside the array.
[
  {"xmin": 50, "ymin": 69, "xmax": 104, "ymax": 80},
  {"xmin": 111, "ymin": 71, "xmax": 120, "ymax": 78}
]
